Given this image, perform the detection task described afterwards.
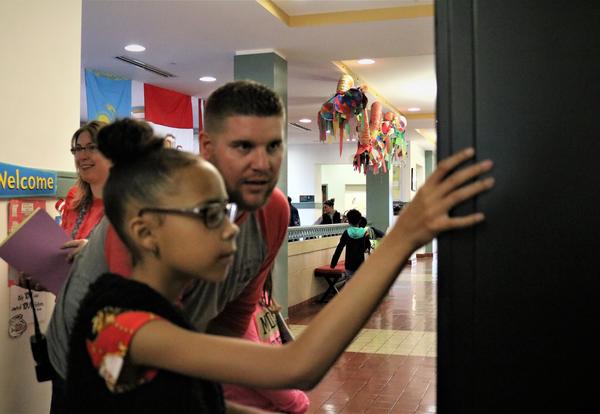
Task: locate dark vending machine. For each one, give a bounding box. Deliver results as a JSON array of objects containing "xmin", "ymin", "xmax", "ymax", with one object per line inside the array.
[{"xmin": 435, "ymin": 0, "xmax": 600, "ymax": 412}]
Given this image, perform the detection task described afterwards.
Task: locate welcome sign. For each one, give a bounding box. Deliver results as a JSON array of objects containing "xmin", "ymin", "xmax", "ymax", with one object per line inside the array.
[{"xmin": 0, "ymin": 162, "xmax": 57, "ymax": 198}]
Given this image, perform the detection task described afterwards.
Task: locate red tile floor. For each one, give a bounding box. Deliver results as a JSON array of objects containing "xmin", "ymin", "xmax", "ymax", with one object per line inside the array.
[{"xmin": 288, "ymin": 257, "xmax": 437, "ymax": 414}]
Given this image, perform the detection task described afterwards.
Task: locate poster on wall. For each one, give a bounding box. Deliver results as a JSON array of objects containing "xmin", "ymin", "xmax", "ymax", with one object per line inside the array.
[
  {"xmin": 5, "ymin": 199, "xmax": 56, "ymax": 339},
  {"xmin": 7, "ymin": 199, "xmax": 47, "ymax": 235}
]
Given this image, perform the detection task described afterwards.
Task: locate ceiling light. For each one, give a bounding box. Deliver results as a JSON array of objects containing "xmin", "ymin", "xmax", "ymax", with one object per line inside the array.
[
  {"xmin": 199, "ymin": 76, "xmax": 216, "ymax": 82},
  {"xmin": 299, "ymin": 118, "xmax": 311, "ymax": 123},
  {"xmin": 124, "ymin": 44, "xmax": 146, "ymax": 52},
  {"xmin": 358, "ymin": 58, "xmax": 375, "ymax": 65},
  {"xmin": 407, "ymin": 107, "xmax": 421, "ymax": 112}
]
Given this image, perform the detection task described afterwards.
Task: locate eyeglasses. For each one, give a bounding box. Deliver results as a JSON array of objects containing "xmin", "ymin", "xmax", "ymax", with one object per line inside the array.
[
  {"xmin": 70, "ymin": 144, "xmax": 98, "ymax": 155},
  {"xmin": 138, "ymin": 202, "xmax": 237, "ymax": 229}
]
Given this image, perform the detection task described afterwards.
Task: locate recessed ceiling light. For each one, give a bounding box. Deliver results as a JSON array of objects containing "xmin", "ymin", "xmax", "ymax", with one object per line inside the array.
[
  {"xmin": 358, "ymin": 58, "xmax": 375, "ymax": 65},
  {"xmin": 407, "ymin": 107, "xmax": 421, "ymax": 112},
  {"xmin": 199, "ymin": 76, "xmax": 216, "ymax": 82},
  {"xmin": 124, "ymin": 44, "xmax": 146, "ymax": 52},
  {"xmin": 299, "ymin": 118, "xmax": 311, "ymax": 123}
]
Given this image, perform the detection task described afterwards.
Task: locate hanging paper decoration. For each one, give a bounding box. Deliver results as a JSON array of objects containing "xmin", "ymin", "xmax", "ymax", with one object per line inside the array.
[
  {"xmin": 318, "ymin": 75, "xmax": 408, "ymax": 174},
  {"xmin": 353, "ymin": 102, "xmax": 378, "ymax": 174},
  {"xmin": 318, "ymin": 75, "xmax": 368, "ymax": 156},
  {"xmin": 384, "ymin": 112, "xmax": 408, "ymax": 166},
  {"xmin": 353, "ymin": 101, "xmax": 409, "ymax": 175}
]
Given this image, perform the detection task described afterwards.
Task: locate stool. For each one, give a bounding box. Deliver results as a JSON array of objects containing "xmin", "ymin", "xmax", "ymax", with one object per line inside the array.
[{"xmin": 314, "ymin": 261, "xmax": 346, "ymax": 303}]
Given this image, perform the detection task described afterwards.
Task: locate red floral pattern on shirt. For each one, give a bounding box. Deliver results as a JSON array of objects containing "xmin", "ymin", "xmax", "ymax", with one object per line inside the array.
[{"xmin": 86, "ymin": 308, "xmax": 161, "ymax": 393}]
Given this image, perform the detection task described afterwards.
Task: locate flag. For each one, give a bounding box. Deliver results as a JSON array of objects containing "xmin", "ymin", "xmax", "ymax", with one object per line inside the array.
[
  {"xmin": 144, "ymin": 84, "xmax": 194, "ymax": 152},
  {"xmin": 197, "ymin": 98, "xmax": 204, "ymax": 154},
  {"xmin": 198, "ymin": 97, "xmax": 204, "ymax": 132},
  {"xmin": 85, "ymin": 69, "xmax": 132, "ymax": 122}
]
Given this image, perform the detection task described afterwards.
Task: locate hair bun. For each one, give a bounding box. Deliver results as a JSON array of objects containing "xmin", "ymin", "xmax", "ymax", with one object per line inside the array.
[{"xmin": 97, "ymin": 119, "xmax": 163, "ymax": 165}]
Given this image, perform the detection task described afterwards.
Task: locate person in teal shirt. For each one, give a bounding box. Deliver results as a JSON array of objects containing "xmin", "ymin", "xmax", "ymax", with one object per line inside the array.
[{"xmin": 330, "ymin": 209, "xmax": 370, "ymax": 280}]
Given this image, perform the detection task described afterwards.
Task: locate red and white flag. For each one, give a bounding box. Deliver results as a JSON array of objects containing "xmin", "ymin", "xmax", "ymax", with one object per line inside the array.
[{"xmin": 144, "ymin": 84, "xmax": 194, "ymax": 152}]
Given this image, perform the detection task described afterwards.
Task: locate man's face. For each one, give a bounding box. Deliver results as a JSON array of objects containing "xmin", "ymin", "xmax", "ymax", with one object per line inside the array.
[{"xmin": 201, "ymin": 115, "xmax": 284, "ymax": 212}]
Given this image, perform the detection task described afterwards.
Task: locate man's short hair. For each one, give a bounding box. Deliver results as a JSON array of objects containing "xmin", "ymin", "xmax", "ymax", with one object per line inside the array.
[{"xmin": 204, "ymin": 80, "xmax": 284, "ymax": 133}]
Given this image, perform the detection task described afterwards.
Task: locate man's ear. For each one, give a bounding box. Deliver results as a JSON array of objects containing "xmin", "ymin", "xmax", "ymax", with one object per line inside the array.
[
  {"xmin": 128, "ymin": 215, "xmax": 159, "ymax": 255},
  {"xmin": 199, "ymin": 131, "xmax": 212, "ymax": 161}
]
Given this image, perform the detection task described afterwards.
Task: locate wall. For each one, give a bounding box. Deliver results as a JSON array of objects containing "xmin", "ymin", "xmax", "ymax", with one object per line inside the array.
[
  {"xmin": 288, "ymin": 141, "xmax": 427, "ymax": 223},
  {"xmin": 287, "ymin": 143, "xmax": 361, "ymax": 224},
  {"xmin": 409, "ymin": 141, "xmax": 426, "ymax": 197},
  {"xmin": 321, "ymin": 164, "xmax": 366, "ymax": 216},
  {"xmin": 288, "ymin": 237, "xmax": 340, "ymax": 306},
  {"xmin": 0, "ymin": 1, "xmax": 82, "ymax": 412},
  {"xmin": 408, "ymin": 141, "xmax": 428, "ymax": 255}
]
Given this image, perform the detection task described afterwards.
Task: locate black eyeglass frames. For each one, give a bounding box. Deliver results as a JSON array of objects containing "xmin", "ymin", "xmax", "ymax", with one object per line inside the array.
[
  {"xmin": 138, "ymin": 202, "xmax": 237, "ymax": 229},
  {"xmin": 70, "ymin": 144, "xmax": 98, "ymax": 155}
]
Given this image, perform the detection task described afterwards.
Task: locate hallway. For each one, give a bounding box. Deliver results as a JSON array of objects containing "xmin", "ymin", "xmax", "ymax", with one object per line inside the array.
[{"xmin": 288, "ymin": 257, "xmax": 437, "ymax": 414}]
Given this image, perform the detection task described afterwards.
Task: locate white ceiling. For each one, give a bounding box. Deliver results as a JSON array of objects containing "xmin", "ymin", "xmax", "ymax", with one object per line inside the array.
[{"xmin": 82, "ymin": 0, "xmax": 436, "ymax": 149}]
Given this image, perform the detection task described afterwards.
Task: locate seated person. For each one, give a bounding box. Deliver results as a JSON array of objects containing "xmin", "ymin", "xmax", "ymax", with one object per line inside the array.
[
  {"xmin": 314, "ymin": 198, "xmax": 341, "ymax": 224},
  {"xmin": 330, "ymin": 209, "xmax": 371, "ymax": 280}
]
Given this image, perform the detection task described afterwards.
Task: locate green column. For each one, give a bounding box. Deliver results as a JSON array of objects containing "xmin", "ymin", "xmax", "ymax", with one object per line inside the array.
[
  {"xmin": 234, "ymin": 52, "xmax": 290, "ymax": 316},
  {"xmin": 366, "ymin": 169, "xmax": 393, "ymax": 233}
]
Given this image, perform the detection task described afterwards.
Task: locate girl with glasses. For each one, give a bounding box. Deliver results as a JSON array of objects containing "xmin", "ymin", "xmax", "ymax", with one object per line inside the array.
[{"xmin": 65, "ymin": 119, "xmax": 494, "ymax": 413}]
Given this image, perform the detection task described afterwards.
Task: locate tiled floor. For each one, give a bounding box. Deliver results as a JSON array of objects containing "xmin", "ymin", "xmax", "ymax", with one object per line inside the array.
[{"xmin": 288, "ymin": 257, "xmax": 437, "ymax": 414}]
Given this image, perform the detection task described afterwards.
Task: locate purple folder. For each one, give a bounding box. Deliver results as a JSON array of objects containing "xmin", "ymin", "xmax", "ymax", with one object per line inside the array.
[{"xmin": 0, "ymin": 208, "xmax": 71, "ymax": 295}]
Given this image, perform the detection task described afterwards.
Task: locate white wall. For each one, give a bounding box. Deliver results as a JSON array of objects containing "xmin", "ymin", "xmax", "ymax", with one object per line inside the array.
[
  {"xmin": 410, "ymin": 142, "xmax": 426, "ymax": 195},
  {"xmin": 288, "ymin": 141, "xmax": 430, "ymax": 223},
  {"xmin": 407, "ymin": 141, "xmax": 428, "ymax": 255},
  {"xmin": 321, "ymin": 164, "xmax": 366, "ymax": 216},
  {"xmin": 0, "ymin": 1, "xmax": 82, "ymax": 412},
  {"xmin": 399, "ymin": 141, "xmax": 427, "ymax": 202},
  {"xmin": 287, "ymin": 143, "xmax": 357, "ymax": 224}
]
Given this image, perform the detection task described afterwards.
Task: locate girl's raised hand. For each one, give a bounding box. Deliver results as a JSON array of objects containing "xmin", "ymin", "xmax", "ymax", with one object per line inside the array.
[{"xmin": 391, "ymin": 148, "xmax": 495, "ymax": 250}]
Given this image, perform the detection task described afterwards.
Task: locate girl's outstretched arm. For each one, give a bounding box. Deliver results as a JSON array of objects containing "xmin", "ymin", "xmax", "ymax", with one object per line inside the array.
[{"xmin": 130, "ymin": 148, "xmax": 494, "ymax": 390}]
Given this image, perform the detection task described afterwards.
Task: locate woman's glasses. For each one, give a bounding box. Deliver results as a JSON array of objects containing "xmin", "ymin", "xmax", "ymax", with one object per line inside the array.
[
  {"xmin": 138, "ymin": 202, "xmax": 237, "ymax": 229},
  {"xmin": 70, "ymin": 144, "xmax": 98, "ymax": 155}
]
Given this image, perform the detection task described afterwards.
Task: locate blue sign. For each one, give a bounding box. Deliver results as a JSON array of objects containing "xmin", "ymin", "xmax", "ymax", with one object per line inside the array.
[{"xmin": 0, "ymin": 162, "xmax": 57, "ymax": 198}]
